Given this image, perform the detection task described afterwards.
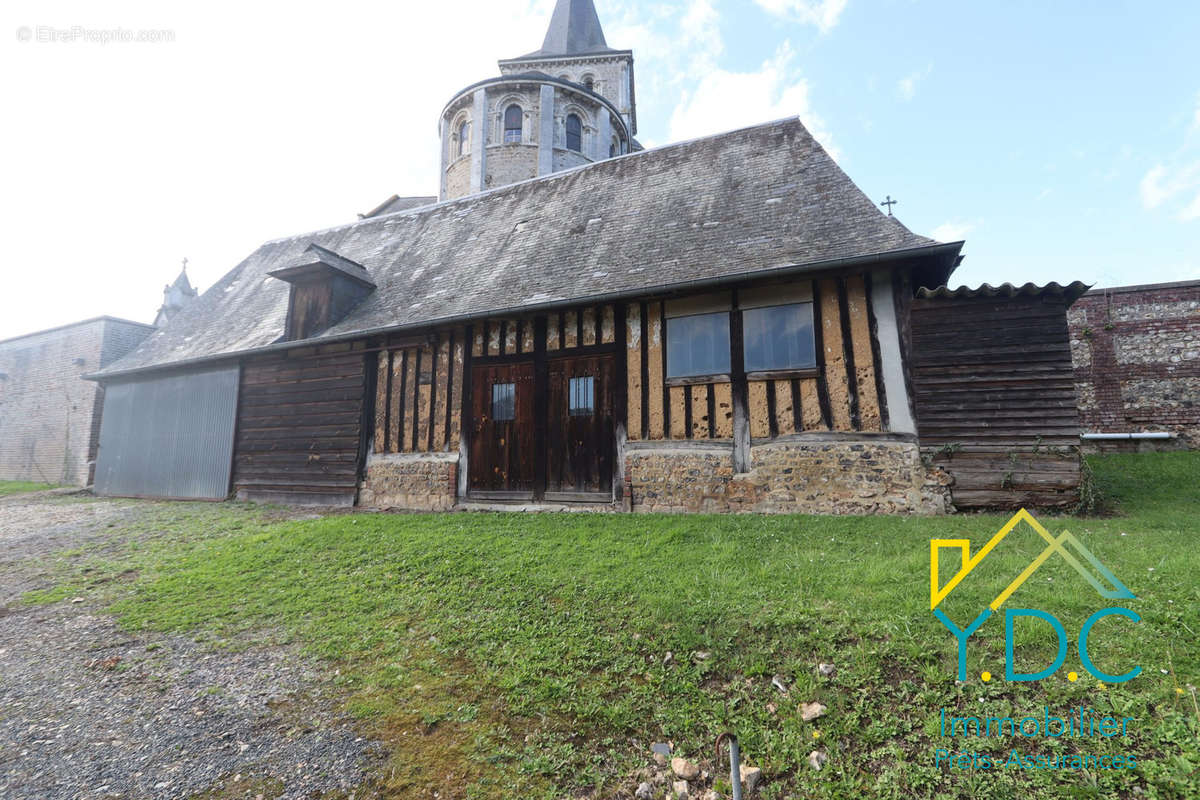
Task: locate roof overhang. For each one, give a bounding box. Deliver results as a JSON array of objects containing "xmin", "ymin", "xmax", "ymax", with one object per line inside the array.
[
  {"xmin": 267, "ymin": 244, "xmax": 376, "ymax": 289},
  {"xmin": 86, "ymin": 241, "xmax": 962, "ymax": 382}
]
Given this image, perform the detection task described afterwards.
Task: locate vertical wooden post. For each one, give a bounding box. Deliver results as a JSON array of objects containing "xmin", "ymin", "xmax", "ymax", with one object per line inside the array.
[
  {"xmin": 730, "ymin": 290, "xmax": 750, "ymax": 473},
  {"xmin": 533, "ymin": 316, "xmax": 549, "ymax": 500}
]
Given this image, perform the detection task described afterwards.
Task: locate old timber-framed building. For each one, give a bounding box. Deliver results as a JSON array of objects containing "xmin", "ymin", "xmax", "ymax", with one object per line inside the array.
[{"xmin": 88, "ymin": 0, "xmax": 1086, "ymax": 513}]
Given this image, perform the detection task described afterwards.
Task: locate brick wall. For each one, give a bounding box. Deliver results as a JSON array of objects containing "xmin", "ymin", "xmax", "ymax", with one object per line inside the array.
[
  {"xmin": 1067, "ymin": 280, "xmax": 1200, "ymax": 450},
  {"xmin": 0, "ymin": 317, "xmax": 153, "ymax": 485}
]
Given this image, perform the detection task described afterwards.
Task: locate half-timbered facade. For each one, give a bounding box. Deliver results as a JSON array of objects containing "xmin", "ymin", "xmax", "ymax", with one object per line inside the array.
[{"xmin": 87, "ymin": 2, "xmax": 1085, "ymax": 513}]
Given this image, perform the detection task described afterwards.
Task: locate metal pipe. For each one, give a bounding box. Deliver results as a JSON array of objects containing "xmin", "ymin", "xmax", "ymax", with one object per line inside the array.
[
  {"xmin": 716, "ymin": 733, "xmax": 743, "ymax": 800},
  {"xmin": 1081, "ymin": 432, "xmax": 1173, "ymax": 441}
]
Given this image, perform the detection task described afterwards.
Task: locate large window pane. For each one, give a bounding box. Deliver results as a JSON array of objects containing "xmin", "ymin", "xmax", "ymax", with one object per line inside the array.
[
  {"xmin": 743, "ymin": 303, "xmax": 816, "ymax": 372},
  {"xmin": 667, "ymin": 312, "xmax": 731, "ymax": 378}
]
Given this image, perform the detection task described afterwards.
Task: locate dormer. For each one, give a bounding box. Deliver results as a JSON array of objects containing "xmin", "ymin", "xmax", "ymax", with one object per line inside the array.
[{"xmin": 268, "ymin": 244, "xmax": 375, "ymax": 342}]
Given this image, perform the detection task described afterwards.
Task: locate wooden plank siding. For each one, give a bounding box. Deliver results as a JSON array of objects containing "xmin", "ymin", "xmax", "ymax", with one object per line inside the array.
[
  {"xmin": 911, "ymin": 294, "xmax": 1081, "ymax": 509},
  {"xmin": 233, "ymin": 343, "xmax": 368, "ymax": 503},
  {"xmin": 624, "ymin": 273, "xmax": 885, "ymax": 442}
]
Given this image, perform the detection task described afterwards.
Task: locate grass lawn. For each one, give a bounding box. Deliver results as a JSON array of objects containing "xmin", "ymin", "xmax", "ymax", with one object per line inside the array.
[
  {"xmin": 0, "ymin": 480, "xmax": 60, "ymax": 496},
  {"xmin": 27, "ymin": 453, "xmax": 1200, "ymax": 799}
]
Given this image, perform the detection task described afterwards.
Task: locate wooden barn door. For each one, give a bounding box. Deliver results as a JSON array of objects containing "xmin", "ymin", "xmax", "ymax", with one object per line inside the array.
[
  {"xmin": 545, "ymin": 354, "xmax": 615, "ymax": 499},
  {"xmin": 468, "ymin": 362, "xmax": 535, "ymax": 496}
]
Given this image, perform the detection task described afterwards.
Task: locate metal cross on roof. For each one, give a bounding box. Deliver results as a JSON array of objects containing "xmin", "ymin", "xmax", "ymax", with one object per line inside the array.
[
  {"xmin": 881, "ymin": 196, "xmax": 898, "ymax": 216},
  {"xmin": 181, "ymin": 257, "xmax": 188, "ymax": 272}
]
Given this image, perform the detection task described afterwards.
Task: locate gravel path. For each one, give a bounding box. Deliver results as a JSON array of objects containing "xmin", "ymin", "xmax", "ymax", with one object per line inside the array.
[{"xmin": 0, "ymin": 494, "xmax": 381, "ymax": 800}]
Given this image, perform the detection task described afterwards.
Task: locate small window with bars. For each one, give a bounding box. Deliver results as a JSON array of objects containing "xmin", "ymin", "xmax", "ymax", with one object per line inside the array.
[
  {"xmin": 492, "ymin": 383, "xmax": 516, "ymax": 422},
  {"xmin": 568, "ymin": 376, "xmax": 595, "ymax": 416}
]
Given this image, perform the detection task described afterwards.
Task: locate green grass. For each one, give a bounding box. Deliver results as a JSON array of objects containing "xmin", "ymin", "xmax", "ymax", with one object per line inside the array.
[
  {"xmin": 24, "ymin": 454, "xmax": 1200, "ymax": 799},
  {"xmin": 0, "ymin": 480, "xmax": 60, "ymax": 496}
]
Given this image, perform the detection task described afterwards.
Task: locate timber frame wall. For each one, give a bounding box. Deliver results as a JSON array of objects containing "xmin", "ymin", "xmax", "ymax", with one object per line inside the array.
[
  {"xmin": 624, "ymin": 274, "xmax": 888, "ymax": 445},
  {"xmin": 372, "ymin": 330, "xmax": 467, "ymax": 457},
  {"xmin": 359, "ymin": 265, "xmax": 914, "ymax": 509}
]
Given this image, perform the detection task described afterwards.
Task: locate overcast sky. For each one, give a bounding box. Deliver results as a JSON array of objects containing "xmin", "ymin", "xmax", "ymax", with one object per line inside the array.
[{"xmin": 2, "ymin": 0, "xmax": 1197, "ymax": 341}]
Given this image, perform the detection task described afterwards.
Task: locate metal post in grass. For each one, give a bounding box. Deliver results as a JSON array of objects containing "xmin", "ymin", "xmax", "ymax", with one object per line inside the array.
[{"xmin": 715, "ymin": 732, "xmax": 742, "ymax": 800}]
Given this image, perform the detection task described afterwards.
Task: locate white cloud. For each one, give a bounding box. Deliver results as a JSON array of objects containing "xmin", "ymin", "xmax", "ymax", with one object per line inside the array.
[
  {"xmin": 753, "ymin": 0, "xmax": 848, "ymax": 33},
  {"xmin": 668, "ymin": 41, "xmax": 838, "ymax": 159},
  {"xmin": 1138, "ymin": 89, "xmax": 1200, "ymax": 222},
  {"xmin": 930, "ymin": 221, "xmax": 976, "ymax": 243},
  {"xmin": 1140, "ymin": 161, "xmax": 1200, "ymax": 213},
  {"xmin": 1181, "ymin": 193, "xmax": 1200, "ymax": 222},
  {"xmin": 896, "ymin": 65, "xmax": 932, "ymax": 102}
]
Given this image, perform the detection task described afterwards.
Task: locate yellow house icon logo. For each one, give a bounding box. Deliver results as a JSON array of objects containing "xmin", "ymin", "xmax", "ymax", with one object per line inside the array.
[{"xmin": 931, "ymin": 510, "xmax": 1139, "ymax": 683}]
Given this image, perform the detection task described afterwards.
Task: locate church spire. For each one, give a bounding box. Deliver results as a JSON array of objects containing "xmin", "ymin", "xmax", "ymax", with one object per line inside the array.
[{"xmin": 532, "ymin": 0, "xmax": 615, "ymax": 57}]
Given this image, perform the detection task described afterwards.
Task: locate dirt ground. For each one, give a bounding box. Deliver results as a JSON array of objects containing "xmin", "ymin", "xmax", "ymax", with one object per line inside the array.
[{"xmin": 0, "ymin": 492, "xmax": 379, "ymax": 800}]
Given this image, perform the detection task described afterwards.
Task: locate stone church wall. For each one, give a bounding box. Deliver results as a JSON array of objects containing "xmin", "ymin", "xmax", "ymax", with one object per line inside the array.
[
  {"xmin": 0, "ymin": 317, "xmax": 153, "ymax": 486},
  {"xmin": 486, "ymin": 144, "xmax": 539, "ymax": 190},
  {"xmin": 445, "ymin": 158, "xmax": 471, "ymax": 201},
  {"xmin": 1068, "ymin": 280, "xmax": 1200, "ymax": 450}
]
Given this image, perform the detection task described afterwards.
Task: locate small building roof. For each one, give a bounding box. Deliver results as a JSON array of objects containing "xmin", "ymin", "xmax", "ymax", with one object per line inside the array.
[
  {"xmin": 359, "ymin": 195, "xmax": 438, "ymax": 220},
  {"xmin": 94, "ymin": 117, "xmax": 958, "ymax": 380},
  {"xmin": 916, "ymin": 281, "xmax": 1091, "ymax": 306}
]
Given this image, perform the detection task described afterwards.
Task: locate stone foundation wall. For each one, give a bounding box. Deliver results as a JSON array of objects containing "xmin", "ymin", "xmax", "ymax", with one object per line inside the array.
[
  {"xmin": 626, "ymin": 437, "xmax": 952, "ymax": 515},
  {"xmin": 358, "ymin": 453, "xmax": 458, "ymax": 511}
]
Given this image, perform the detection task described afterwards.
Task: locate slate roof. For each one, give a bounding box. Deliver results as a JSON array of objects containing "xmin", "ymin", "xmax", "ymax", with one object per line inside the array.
[
  {"xmin": 95, "ymin": 117, "xmax": 958, "ymax": 379},
  {"xmin": 516, "ymin": 0, "xmax": 618, "ymax": 59}
]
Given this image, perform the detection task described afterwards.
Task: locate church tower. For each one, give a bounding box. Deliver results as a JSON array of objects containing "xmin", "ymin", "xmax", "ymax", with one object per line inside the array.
[{"xmin": 438, "ymin": 0, "xmax": 637, "ymax": 201}]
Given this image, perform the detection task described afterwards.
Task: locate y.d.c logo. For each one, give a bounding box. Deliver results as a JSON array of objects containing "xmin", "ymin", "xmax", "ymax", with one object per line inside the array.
[{"xmin": 931, "ymin": 510, "xmax": 1139, "ymax": 683}]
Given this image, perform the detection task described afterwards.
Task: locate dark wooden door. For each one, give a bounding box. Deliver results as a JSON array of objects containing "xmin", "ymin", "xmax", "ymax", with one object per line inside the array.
[
  {"xmin": 546, "ymin": 354, "xmax": 615, "ymax": 497},
  {"xmin": 469, "ymin": 362, "xmax": 535, "ymax": 495}
]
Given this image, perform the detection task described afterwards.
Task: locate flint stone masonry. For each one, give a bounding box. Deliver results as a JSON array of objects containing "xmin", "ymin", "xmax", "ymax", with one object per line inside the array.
[
  {"xmin": 359, "ymin": 453, "xmax": 459, "ymax": 511},
  {"xmin": 1068, "ymin": 280, "xmax": 1200, "ymax": 450},
  {"xmin": 626, "ymin": 439, "xmax": 952, "ymax": 515}
]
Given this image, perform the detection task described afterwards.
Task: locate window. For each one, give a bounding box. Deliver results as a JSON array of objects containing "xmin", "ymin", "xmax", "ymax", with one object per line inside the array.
[
  {"xmin": 743, "ymin": 303, "xmax": 817, "ymax": 373},
  {"xmin": 504, "ymin": 104, "xmax": 523, "ymax": 144},
  {"xmin": 610, "ymin": 137, "xmax": 619, "ymax": 158},
  {"xmin": 569, "ymin": 376, "xmax": 595, "ymax": 416},
  {"xmin": 565, "ymin": 114, "xmax": 582, "ymax": 152},
  {"xmin": 492, "ymin": 383, "xmax": 516, "ymax": 422},
  {"xmin": 457, "ymin": 120, "xmax": 469, "ymax": 157},
  {"xmin": 667, "ymin": 312, "xmax": 731, "ymax": 378},
  {"xmin": 582, "ymin": 75, "xmax": 595, "ymax": 91}
]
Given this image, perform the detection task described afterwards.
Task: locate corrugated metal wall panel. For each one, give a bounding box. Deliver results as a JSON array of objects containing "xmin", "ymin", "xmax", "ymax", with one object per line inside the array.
[{"xmin": 94, "ymin": 366, "xmax": 240, "ymax": 500}]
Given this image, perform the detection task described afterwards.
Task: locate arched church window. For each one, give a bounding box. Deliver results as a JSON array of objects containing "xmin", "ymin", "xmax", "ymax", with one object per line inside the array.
[
  {"xmin": 457, "ymin": 120, "xmax": 470, "ymax": 157},
  {"xmin": 504, "ymin": 104, "xmax": 523, "ymax": 144},
  {"xmin": 566, "ymin": 114, "xmax": 582, "ymax": 152},
  {"xmin": 582, "ymin": 75, "xmax": 595, "ymax": 91},
  {"xmin": 610, "ymin": 137, "xmax": 619, "ymax": 158}
]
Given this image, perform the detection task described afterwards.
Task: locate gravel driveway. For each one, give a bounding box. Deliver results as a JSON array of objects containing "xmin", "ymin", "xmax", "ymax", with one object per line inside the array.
[{"xmin": 0, "ymin": 492, "xmax": 381, "ymax": 800}]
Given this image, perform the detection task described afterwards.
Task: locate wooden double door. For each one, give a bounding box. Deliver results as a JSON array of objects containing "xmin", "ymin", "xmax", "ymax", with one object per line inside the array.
[{"xmin": 469, "ymin": 354, "xmax": 615, "ymax": 500}]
